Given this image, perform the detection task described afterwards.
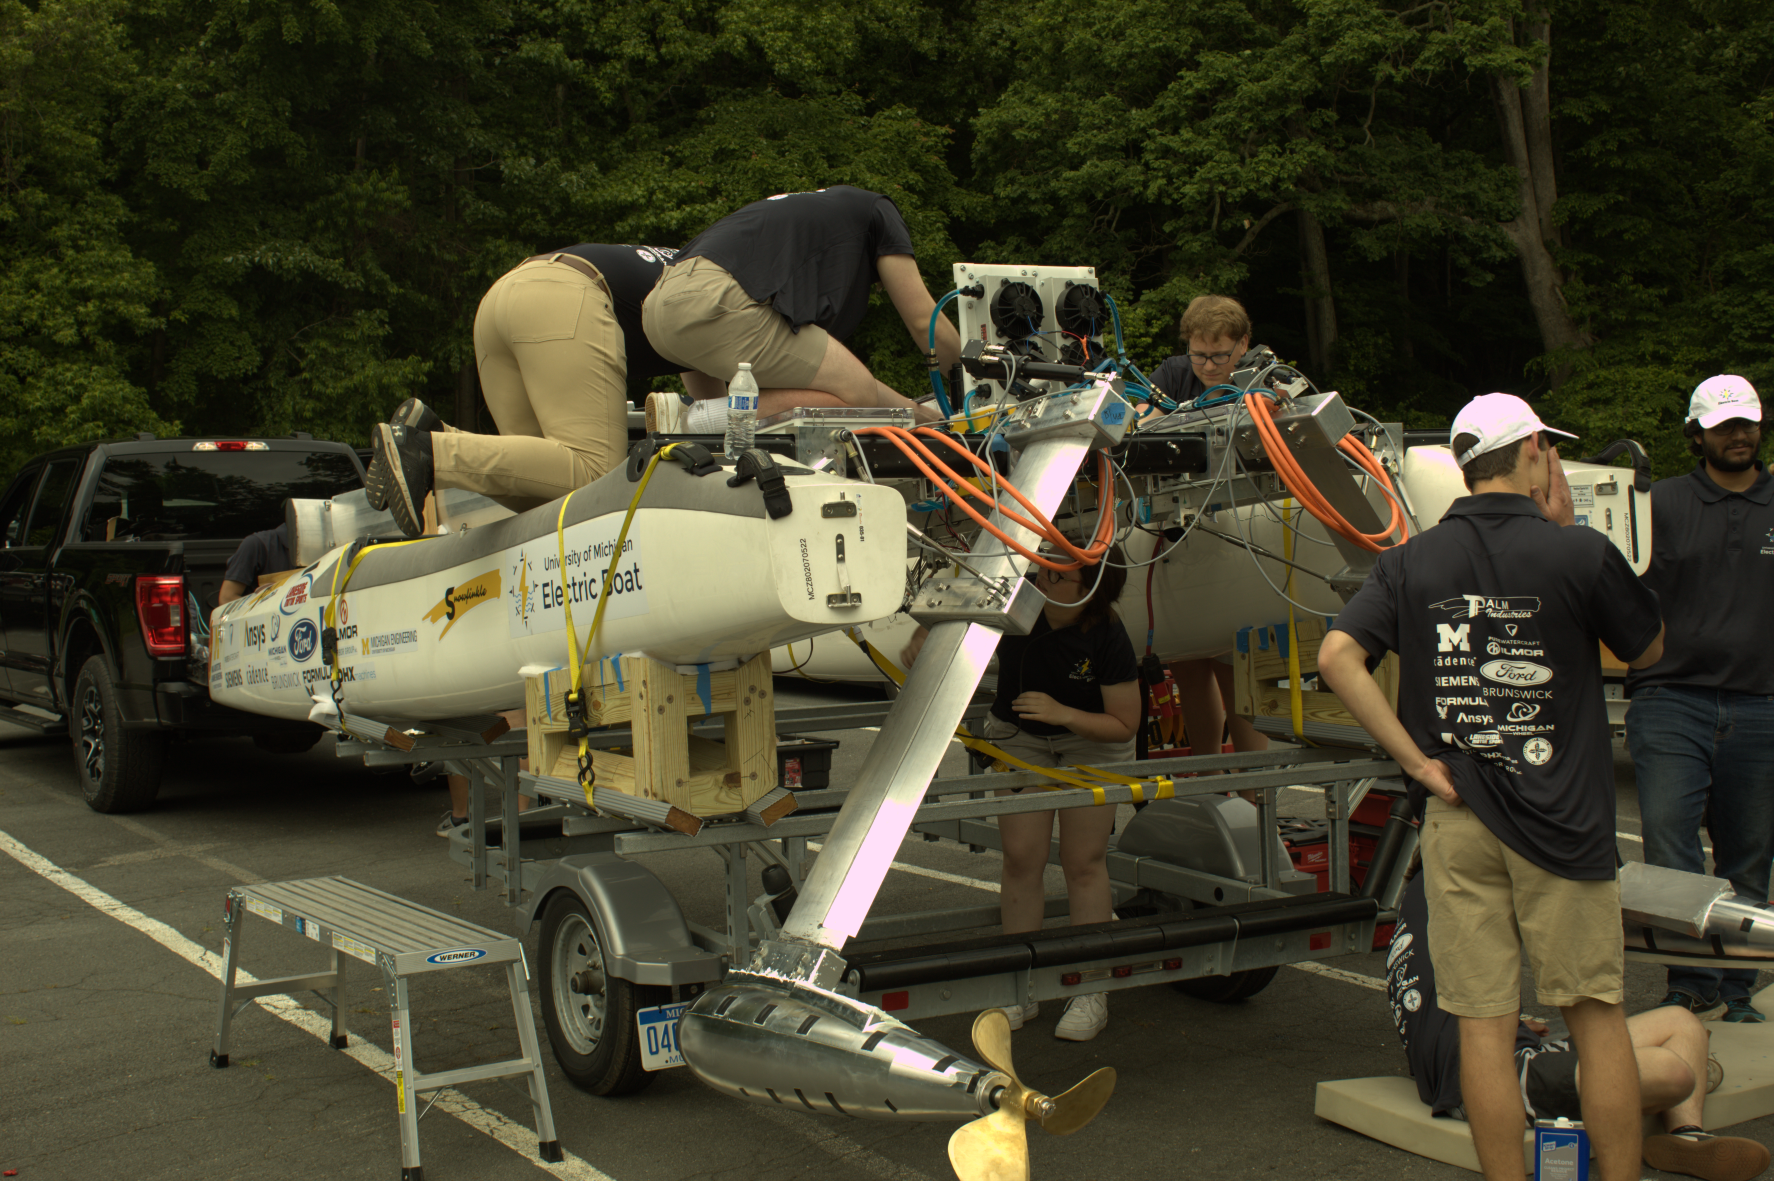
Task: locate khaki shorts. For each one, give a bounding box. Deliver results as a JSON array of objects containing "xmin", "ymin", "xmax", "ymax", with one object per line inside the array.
[
  {"xmin": 979, "ymin": 714, "xmax": 1136, "ymax": 772},
  {"xmin": 1421, "ymin": 798, "xmax": 1624, "ymax": 1017},
  {"xmin": 640, "ymin": 257, "xmax": 826, "ymax": 392}
]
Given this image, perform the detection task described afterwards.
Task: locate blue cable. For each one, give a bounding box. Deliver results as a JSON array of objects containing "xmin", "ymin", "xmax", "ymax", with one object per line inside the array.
[{"xmin": 926, "ymin": 291, "xmax": 959, "ymax": 417}]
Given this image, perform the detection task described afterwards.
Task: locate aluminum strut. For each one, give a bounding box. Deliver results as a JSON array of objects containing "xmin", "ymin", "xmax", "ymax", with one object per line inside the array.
[{"xmin": 769, "ymin": 382, "xmax": 1130, "ymax": 976}]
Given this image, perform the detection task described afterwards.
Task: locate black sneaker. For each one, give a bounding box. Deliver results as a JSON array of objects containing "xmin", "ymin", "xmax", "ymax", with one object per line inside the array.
[
  {"xmin": 372, "ymin": 423, "xmax": 434, "ymax": 538},
  {"xmin": 1658, "ymin": 989, "xmax": 1725, "ymax": 1018},
  {"xmin": 365, "ymin": 399, "xmax": 444, "ymax": 509}
]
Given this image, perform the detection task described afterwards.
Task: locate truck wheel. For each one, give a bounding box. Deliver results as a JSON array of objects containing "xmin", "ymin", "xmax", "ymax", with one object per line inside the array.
[
  {"xmin": 1173, "ymin": 965, "xmax": 1279, "ymax": 1004},
  {"xmin": 72, "ymin": 656, "xmax": 165, "ymax": 813},
  {"xmin": 539, "ymin": 891, "xmax": 667, "ymax": 1096}
]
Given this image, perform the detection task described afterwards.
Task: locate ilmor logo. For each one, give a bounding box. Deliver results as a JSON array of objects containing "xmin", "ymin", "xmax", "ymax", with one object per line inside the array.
[
  {"xmin": 1436, "ymin": 623, "xmax": 1470, "ymax": 652},
  {"xmin": 426, "ymin": 948, "xmax": 487, "ymax": 965},
  {"xmin": 1432, "ymin": 595, "xmax": 1542, "ymax": 620},
  {"xmin": 1481, "ymin": 660, "xmax": 1552, "ymax": 686},
  {"xmin": 424, "ymin": 570, "xmax": 502, "ymax": 639}
]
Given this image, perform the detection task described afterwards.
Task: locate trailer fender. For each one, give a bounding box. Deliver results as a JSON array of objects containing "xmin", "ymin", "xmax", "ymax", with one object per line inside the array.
[{"xmin": 523, "ymin": 853, "xmax": 723, "ymax": 986}]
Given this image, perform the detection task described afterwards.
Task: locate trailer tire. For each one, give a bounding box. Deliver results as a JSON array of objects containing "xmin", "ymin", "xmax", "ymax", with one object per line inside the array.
[
  {"xmin": 73, "ymin": 656, "xmax": 164, "ymax": 813},
  {"xmin": 539, "ymin": 891, "xmax": 667, "ymax": 1096},
  {"xmin": 1172, "ymin": 965, "xmax": 1278, "ymax": 1003}
]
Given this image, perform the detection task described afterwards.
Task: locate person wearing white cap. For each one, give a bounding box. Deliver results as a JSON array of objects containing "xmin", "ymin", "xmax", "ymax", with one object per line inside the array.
[
  {"xmin": 1628, "ymin": 374, "xmax": 1774, "ymax": 1024},
  {"xmin": 1317, "ymin": 391, "xmax": 1666, "ymax": 1181}
]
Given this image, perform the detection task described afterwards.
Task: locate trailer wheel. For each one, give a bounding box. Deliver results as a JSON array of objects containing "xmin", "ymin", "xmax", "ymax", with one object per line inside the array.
[
  {"xmin": 73, "ymin": 656, "xmax": 165, "ymax": 813},
  {"xmin": 539, "ymin": 891, "xmax": 667, "ymax": 1096},
  {"xmin": 1173, "ymin": 965, "xmax": 1279, "ymax": 1003}
]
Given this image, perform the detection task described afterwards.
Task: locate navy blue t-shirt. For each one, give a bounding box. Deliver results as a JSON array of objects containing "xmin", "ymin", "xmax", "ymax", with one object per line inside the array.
[
  {"xmin": 990, "ymin": 612, "xmax": 1139, "ymax": 738},
  {"xmin": 677, "ymin": 186, "xmax": 915, "ymax": 342},
  {"xmin": 1331, "ymin": 494, "xmax": 1661, "ymax": 878}
]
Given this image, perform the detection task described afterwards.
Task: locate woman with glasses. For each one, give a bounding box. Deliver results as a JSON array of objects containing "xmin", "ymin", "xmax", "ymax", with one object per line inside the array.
[{"xmin": 901, "ymin": 548, "xmax": 1139, "ymax": 1043}]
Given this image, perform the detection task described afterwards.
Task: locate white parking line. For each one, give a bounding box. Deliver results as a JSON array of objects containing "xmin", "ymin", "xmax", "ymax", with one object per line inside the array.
[
  {"xmin": 1287, "ymin": 961, "xmax": 1386, "ymax": 991},
  {"xmin": 0, "ymin": 829, "xmax": 616, "ymax": 1181}
]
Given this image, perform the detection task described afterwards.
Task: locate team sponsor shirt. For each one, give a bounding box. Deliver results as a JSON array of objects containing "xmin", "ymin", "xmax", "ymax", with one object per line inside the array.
[
  {"xmin": 675, "ymin": 186, "xmax": 915, "ymax": 342},
  {"xmin": 1628, "ymin": 462, "xmax": 1774, "ymax": 696},
  {"xmin": 1331, "ymin": 493, "xmax": 1661, "ymax": 878},
  {"xmin": 1388, "ymin": 876, "xmax": 1539, "ymax": 1115},
  {"xmin": 989, "ymin": 611, "xmax": 1139, "ymax": 738},
  {"xmin": 554, "ymin": 243, "xmax": 681, "ymax": 379}
]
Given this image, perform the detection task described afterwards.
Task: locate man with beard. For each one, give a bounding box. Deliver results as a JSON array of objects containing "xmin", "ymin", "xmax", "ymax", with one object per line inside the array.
[{"xmin": 1629, "ymin": 375, "xmax": 1774, "ymax": 1022}]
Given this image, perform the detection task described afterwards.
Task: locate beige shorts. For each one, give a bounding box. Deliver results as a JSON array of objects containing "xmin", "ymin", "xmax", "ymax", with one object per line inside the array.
[
  {"xmin": 979, "ymin": 714, "xmax": 1136, "ymax": 772},
  {"xmin": 1421, "ymin": 798, "xmax": 1624, "ymax": 1017},
  {"xmin": 640, "ymin": 257, "xmax": 826, "ymax": 393}
]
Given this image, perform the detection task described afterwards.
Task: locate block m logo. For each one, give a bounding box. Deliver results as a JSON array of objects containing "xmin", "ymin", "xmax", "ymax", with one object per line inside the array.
[{"xmin": 1437, "ymin": 623, "xmax": 1471, "ymax": 652}]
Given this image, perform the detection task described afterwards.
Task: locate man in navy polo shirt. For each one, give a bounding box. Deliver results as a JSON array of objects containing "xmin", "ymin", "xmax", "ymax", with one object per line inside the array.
[
  {"xmin": 1629, "ymin": 374, "xmax": 1774, "ymax": 1023},
  {"xmin": 1319, "ymin": 393, "xmax": 1665, "ymax": 1181}
]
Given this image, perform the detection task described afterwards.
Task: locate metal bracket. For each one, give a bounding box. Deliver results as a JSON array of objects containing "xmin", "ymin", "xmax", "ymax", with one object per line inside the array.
[
  {"xmin": 910, "ymin": 572, "xmax": 1043, "ymax": 632},
  {"xmin": 998, "ymin": 378, "xmax": 1133, "ymax": 451}
]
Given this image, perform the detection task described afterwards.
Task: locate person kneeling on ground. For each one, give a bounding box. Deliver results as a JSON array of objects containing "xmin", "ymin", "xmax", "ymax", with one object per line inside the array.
[
  {"xmin": 901, "ymin": 548, "xmax": 1138, "ymax": 1043},
  {"xmin": 1388, "ymin": 873, "xmax": 1770, "ymax": 1181}
]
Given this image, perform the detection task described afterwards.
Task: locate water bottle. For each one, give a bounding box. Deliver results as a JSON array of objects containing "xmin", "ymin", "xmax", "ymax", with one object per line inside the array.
[{"xmin": 723, "ymin": 362, "xmax": 758, "ymax": 457}]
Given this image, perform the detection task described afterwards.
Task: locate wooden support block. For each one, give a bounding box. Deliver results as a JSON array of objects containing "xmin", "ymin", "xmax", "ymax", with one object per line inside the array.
[
  {"xmin": 526, "ymin": 652, "xmax": 776, "ymax": 818},
  {"xmin": 1231, "ymin": 615, "xmax": 1398, "ymax": 744}
]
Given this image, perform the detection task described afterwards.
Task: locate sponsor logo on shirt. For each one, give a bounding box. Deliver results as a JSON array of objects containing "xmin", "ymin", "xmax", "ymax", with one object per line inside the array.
[
  {"xmin": 1436, "ymin": 623, "xmax": 1470, "ymax": 651},
  {"xmin": 1431, "ymin": 595, "xmax": 1542, "ymax": 620},
  {"xmin": 1506, "ymin": 702, "xmax": 1541, "ymax": 722},
  {"xmin": 1068, "ymin": 657, "xmax": 1094, "ymax": 682},
  {"xmin": 1485, "ymin": 638, "xmax": 1544, "ymax": 658},
  {"xmin": 1522, "ymin": 737, "xmax": 1554, "ymax": 765},
  {"xmin": 1480, "ymin": 659, "xmax": 1552, "ymax": 686}
]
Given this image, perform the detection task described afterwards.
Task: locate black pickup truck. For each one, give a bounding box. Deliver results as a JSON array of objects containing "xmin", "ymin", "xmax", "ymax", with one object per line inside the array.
[{"xmin": 0, "ymin": 435, "xmax": 365, "ymax": 812}]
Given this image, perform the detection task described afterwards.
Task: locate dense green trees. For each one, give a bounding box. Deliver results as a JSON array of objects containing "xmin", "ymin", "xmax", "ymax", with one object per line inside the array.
[{"xmin": 1, "ymin": 0, "xmax": 1767, "ymax": 476}]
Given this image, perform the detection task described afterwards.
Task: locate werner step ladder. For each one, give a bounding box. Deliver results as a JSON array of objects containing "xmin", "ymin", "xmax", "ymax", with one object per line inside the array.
[{"xmin": 210, "ymin": 876, "xmax": 562, "ymax": 1179}]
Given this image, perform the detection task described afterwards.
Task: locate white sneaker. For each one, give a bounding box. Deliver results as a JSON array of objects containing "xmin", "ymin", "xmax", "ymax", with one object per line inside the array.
[
  {"xmin": 1055, "ymin": 993, "xmax": 1107, "ymax": 1041},
  {"xmin": 644, "ymin": 391, "xmax": 689, "ymax": 434},
  {"xmin": 1002, "ymin": 1002, "xmax": 1039, "ymax": 1031}
]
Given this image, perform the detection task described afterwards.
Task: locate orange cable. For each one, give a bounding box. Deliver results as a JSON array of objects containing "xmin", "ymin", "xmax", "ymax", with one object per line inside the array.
[{"xmin": 1241, "ymin": 393, "xmax": 1409, "ymax": 552}]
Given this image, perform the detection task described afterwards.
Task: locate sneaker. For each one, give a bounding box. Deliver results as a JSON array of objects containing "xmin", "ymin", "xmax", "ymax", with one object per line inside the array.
[
  {"xmin": 370, "ymin": 423, "xmax": 434, "ymax": 538},
  {"xmin": 1721, "ymin": 998, "xmax": 1766, "ymax": 1024},
  {"xmin": 685, "ymin": 397, "xmax": 729, "ymax": 434},
  {"xmin": 366, "ymin": 399, "xmax": 444, "ymax": 508},
  {"xmin": 1709, "ymin": 1053, "xmax": 1726, "ymax": 1094},
  {"xmin": 644, "ymin": 391, "xmax": 690, "ymax": 434},
  {"xmin": 1644, "ymin": 1127, "xmax": 1771, "ymax": 1181},
  {"xmin": 1002, "ymin": 1002, "xmax": 1039, "ymax": 1031},
  {"xmin": 435, "ymin": 810, "xmax": 468, "ymax": 837},
  {"xmin": 1055, "ymin": 993, "xmax": 1107, "ymax": 1042},
  {"xmin": 1659, "ymin": 989, "xmax": 1725, "ymax": 1018}
]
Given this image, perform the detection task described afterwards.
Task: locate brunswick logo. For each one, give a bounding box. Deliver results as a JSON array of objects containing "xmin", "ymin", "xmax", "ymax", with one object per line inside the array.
[{"xmin": 424, "ymin": 570, "xmax": 502, "ymax": 639}]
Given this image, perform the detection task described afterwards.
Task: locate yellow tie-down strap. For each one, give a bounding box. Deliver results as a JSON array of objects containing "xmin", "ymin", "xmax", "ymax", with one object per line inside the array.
[{"xmin": 843, "ymin": 628, "xmax": 1175, "ymax": 806}]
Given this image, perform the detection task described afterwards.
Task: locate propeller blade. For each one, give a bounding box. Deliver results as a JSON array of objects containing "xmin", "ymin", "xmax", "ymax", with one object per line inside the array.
[
  {"xmin": 971, "ymin": 1009, "xmax": 1019, "ymax": 1080},
  {"xmin": 948, "ymin": 1103, "xmax": 1030, "ymax": 1181},
  {"xmin": 1040, "ymin": 1067, "xmax": 1117, "ymax": 1136}
]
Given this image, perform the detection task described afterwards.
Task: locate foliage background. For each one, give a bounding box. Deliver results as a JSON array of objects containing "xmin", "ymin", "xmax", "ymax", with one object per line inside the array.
[{"xmin": 3, "ymin": 0, "xmax": 1768, "ymax": 477}]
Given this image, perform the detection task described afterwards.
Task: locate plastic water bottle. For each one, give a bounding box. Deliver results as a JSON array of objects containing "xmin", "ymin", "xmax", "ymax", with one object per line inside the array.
[{"xmin": 723, "ymin": 362, "xmax": 758, "ymax": 457}]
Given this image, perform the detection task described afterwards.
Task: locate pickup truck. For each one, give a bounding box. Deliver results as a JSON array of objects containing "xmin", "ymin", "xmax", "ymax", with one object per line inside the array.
[{"xmin": 0, "ymin": 434, "xmax": 366, "ymax": 812}]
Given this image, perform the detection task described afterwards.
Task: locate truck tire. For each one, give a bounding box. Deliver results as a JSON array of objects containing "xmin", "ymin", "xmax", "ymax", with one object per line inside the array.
[
  {"xmin": 1173, "ymin": 965, "xmax": 1279, "ymax": 1003},
  {"xmin": 539, "ymin": 891, "xmax": 668, "ymax": 1096},
  {"xmin": 73, "ymin": 655, "xmax": 165, "ymax": 813}
]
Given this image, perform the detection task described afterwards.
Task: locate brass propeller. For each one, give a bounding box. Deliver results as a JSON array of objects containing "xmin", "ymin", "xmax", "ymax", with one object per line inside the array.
[{"xmin": 947, "ymin": 1009, "xmax": 1118, "ymax": 1181}]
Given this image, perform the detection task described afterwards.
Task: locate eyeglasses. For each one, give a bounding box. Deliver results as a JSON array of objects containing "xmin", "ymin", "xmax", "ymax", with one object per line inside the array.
[
  {"xmin": 1710, "ymin": 419, "xmax": 1762, "ymax": 436},
  {"xmin": 1187, "ymin": 351, "xmax": 1235, "ymax": 366}
]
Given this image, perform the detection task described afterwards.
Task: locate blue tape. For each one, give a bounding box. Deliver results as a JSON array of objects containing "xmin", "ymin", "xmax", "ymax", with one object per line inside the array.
[
  {"xmin": 610, "ymin": 656, "xmax": 624, "ymax": 692},
  {"xmin": 695, "ymin": 664, "xmax": 712, "ymax": 717},
  {"xmin": 1236, "ymin": 627, "xmax": 1251, "ymax": 654}
]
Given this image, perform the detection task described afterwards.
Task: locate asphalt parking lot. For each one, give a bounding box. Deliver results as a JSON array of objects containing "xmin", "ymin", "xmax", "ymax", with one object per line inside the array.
[{"xmin": 4, "ymin": 681, "xmax": 1769, "ymax": 1181}]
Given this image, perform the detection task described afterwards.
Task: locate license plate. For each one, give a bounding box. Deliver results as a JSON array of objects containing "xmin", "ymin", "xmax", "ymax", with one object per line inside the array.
[{"xmin": 637, "ymin": 1002, "xmax": 689, "ymax": 1071}]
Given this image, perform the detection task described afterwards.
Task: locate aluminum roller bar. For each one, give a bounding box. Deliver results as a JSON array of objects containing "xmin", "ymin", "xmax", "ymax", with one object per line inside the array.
[{"xmin": 774, "ymin": 383, "xmax": 1130, "ymax": 962}]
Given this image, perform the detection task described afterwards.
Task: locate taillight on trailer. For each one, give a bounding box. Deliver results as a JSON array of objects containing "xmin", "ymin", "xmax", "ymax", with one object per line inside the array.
[{"xmin": 136, "ymin": 575, "xmax": 187, "ymax": 657}]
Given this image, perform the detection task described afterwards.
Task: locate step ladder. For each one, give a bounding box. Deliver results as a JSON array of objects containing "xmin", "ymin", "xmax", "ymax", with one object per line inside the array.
[{"xmin": 210, "ymin": 876, "xmax": 562, "ymax": 1180}]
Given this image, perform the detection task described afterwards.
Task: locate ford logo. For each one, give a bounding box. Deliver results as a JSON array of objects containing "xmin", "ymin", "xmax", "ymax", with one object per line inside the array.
[
  {"xmin": 1480, "ymin": 660, "xmax": 1552, "ymax": 686},
  {"xmin": 426, "ymin": 948, "xmax": 488, "ymax": 965},
  {"xmin": 289, "ymin": 618, "xmax": 319, "ymax": 663}
]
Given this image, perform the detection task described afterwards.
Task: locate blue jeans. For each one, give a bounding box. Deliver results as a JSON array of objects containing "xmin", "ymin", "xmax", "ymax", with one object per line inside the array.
[{"xmin": 1628, "ymin": 685, "xmax": 1774, "ymax": 1003}]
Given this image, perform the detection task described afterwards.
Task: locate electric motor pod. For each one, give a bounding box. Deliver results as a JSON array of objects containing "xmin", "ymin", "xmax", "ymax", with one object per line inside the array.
[
  {"xmin": 677, "ymin": 979, "xmax": 1007, "ymax": 1121},
  {"xmin": 989, "ymin": 280, "xmax": 1044, "ymax": 340}
]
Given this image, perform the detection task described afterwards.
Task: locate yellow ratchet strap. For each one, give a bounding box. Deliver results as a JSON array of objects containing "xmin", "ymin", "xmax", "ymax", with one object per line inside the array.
[
  {"xmin": 840, "ymin": 628, "xmax": 1173, "ymax": 805},
  {"xmin": 557, "ymin": 444, "xmax": 677, "ymax": 803},
  {"xmin": 1281, "ymin": 499, "xmax": 1313, "ymax": 747},
  {"xmin": 323, "ymin": 537, "xmax": 426, "ymax": 690}
]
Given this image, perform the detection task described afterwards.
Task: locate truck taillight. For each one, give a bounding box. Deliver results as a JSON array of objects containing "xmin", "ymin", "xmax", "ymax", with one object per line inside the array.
[
  {"xmin": 136, "ymin": 575, "xmax": 187, "ymax": 657},
  {"xmin": 191, "ymin": 441, "xmax": 268, "ymax": 451}
]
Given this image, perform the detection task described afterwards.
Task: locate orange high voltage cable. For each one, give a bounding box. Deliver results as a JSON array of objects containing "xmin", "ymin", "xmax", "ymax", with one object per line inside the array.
[
  {"xmin": 1241, "ymin": 393, "xmax": 1410, "ymax": 553},
  {"xmin": 853, "ymin": 425, "xmax": 1116, "ymax": 571}
]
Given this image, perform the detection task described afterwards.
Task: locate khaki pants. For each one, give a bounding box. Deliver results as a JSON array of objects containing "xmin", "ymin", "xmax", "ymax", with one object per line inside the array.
[{"xmin": 443, "ymin": 255, "xmax": 629, "ymax": 509}]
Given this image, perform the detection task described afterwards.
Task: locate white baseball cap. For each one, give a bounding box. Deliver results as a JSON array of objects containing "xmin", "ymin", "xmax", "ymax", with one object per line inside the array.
[
  {"xmin": 1450, "ymin": 393, "xmax": 1577, "ymax": 466},
  {"xmin": 1687, "ymin": 375, "xmax": 1762, "ymax": 429}
]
